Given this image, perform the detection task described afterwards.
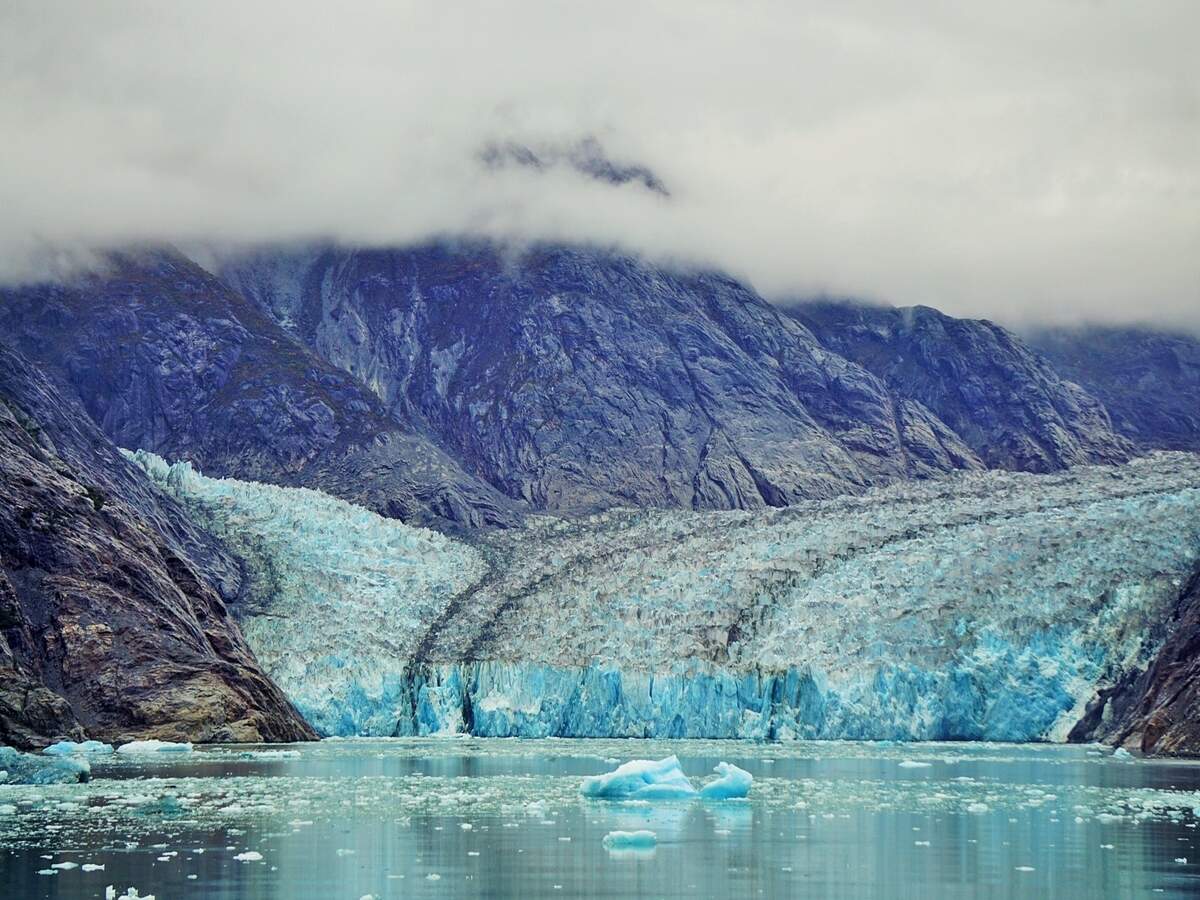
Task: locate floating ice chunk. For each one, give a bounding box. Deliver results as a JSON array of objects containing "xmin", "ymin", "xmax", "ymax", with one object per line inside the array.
[
  {"xmin": 117, "ymin": 740, "xmax": 194, "ymax": 754},
  {"xmin": 898, "ymin": 760, "xmax": 932, "ymax": 769},
  {"xmin": 967, "ymin": 802, "xmax": 990, "ymax": 814},
  {"xmin": 1015, "ymin": 866, "xmax": 1035, "ymax": 872},
  {"xmin": 43, "ymin": 740, "xmax": 114, "ymax": 756},
  {"xmin": 1112, "ymin": 748, "xmax": 1133, "ymax": 760},
  {"xmin": 233, "ymin": 851, "xmax": 263, "ymax": 861},
  {"xmin": 83, "ymin": 864, "xmax": 106, "ymax": 872},
  {"xmin": 0, "ymin": 747, "xmax": 89, "ymax": 783},
  {"xmin": 602, "ymin": 830, "xmax": 657, "ymax": 850},
  {"xmin": 51, "ymin": 861, "xmax": 79, "ymax": 870},
  {"xmin": 580, "ymin": 756, "xmax": 697, "ymax": 800},
  {"xmin": 1176, "ymin": 858, "xmax": 1188, "ymax": 864},
  {"xmin": 699, "ymin": 762, "xmax": 753, "ymax": 800}
]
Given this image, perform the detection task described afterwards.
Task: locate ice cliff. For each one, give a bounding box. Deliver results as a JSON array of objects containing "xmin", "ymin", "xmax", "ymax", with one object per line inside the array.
[{"xmin": 129, "ymin": 450, "xmax": 1200, "ymax": 743}]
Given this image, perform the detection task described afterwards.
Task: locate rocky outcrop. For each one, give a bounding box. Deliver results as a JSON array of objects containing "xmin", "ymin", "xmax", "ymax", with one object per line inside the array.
[
  {"xmin": 1026, "ymin": 325, "xmax": 1200, "ymax": 453},
  {"xmin": 0, "ymin": 342, "xmax": 315, "ymax": 748},
  {"xmin": 0, "ymin": 249, "xmax": 519, "ymax": 530},
  {"xmin": 220, "ymin": 243, "xmax": 986, "ymax": 514},
  {"xmin": 788, "ymin": 301, "xmax": 1133, "ymax": 472},
  {"xmin": 1070, "ymin": 569, "xmax": 1200, "ymax": 755}
]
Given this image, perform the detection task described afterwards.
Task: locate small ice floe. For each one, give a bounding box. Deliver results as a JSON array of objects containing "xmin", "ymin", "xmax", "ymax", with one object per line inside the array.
[
  {"xmin": 240, "ymin": 749, "xmax": 301, "ymax": 760},
  {"xmin": 50, "ymin": 861, "xmax": 79, "ymax": 870},
  {"xmin": 1015, "ymin": 866, "xmax": 1035, "ymax": 872},
  {"xmin": 460, "ymin": 823, "xmax": 473, "ymax": 831},
  {"xmin": 1112, "ymin": 748, "xmax": 1133, "ymax": 760},
  {"xmin": 699, "ymin": 762, "xmax": 753, "ymax": 800},
  {"xmin": 233, "ymin": 851, "xmax": 263, "ymax": 862},
  {"xmin": 898, "ymin": 760, "xmax": 932, "ymax": 769},
  {"xmin": 116, "ymin": 740, "xmax": 193, "ymax": 755},
  {"xmin": 602, "ymin": 830, "xmax": 657, "ymax": 852},
  {"xmin": 426, "ymin": 873, "xmax": 441, "ymax": 881},
  {"xmin": 106, "ymin": 888, "xmax": 155, "ymax": 900},
  {"xmin": 580, "ymin": 756, "xmax": 697, "ymax": 800},
  {"xmin": 83, "ymin": 863, "xmax": 106, "ymax": 872},
  {"xmin": 1176, "ymin": 858, "xmax": 1188, "ymax": 865},
  {"xmin": 42, "ymin": 740, "xmax": 114, "ymax": 756},
  {"xmin": 967, "ymin": 802, "xmax": 990, "ymax": 814}
]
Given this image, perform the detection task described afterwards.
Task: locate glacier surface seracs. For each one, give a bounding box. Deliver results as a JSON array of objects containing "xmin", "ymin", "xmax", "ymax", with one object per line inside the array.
[{"xmin": 128, "ymin": 450, "xmax": 1200, "ymax": 742}]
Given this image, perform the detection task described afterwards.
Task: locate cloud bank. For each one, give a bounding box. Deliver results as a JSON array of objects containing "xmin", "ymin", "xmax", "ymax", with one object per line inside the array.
[{"xmin": 1, "ymin": 1, "xmax": 1197, "ymax": 326}]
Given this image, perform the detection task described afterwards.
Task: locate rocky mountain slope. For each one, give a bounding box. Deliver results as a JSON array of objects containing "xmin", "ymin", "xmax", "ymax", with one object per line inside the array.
[
  {"xmin": 1027, "ymin": 325, "xmax": 1200, "ymax": 453},
  {"xmin": 0, "ymin": 342, "xmax": 314, "ymax": 748},
  {"xmin": 0, "ymin": 250, "xmax": 518, "ymax": 530},
  {"xmin": 219, "ymin": 242, "xmax": 1135, "ymax": 513},
  {"xmin": 788, "ymin": 301, "xmax": 1134, "ymax": 472}
]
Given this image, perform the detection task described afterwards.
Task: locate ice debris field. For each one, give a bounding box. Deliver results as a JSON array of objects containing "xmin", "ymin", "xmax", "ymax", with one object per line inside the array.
[
  {"xmin": 2, "ymin": 738, "xmax": 1200, "ymax": 898},
  {"xmin": 129, "ymin": 450, "xmax": 1200, "ymax": 743}
]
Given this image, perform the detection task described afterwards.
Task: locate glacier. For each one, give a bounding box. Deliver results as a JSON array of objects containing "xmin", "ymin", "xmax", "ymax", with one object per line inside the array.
[{"xmin": 127, "ymin": 449, "xmax": 1200, "ymax": 742}]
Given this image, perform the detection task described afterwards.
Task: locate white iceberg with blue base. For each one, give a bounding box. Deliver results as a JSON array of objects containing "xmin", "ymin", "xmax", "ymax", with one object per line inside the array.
[{"xmin": 581, "ymin": 756, "xmax": 698, "ymax": 800}]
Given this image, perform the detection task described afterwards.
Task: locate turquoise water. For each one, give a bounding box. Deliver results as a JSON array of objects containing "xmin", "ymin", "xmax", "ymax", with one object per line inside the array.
[{"xmin": 3, "ymin": 738, "xmax": 1200, "ymax": 898}]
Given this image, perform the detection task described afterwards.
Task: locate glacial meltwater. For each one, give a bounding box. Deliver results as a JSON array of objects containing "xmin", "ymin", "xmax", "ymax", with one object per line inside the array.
[{"xmin": 3, "ymin": 739, "xmax": 1200, "ymax": 899}]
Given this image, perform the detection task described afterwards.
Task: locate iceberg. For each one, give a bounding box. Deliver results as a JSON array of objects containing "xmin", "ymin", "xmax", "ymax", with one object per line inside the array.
[
  {"xmin": 128, "ymin": 449, "xmax": 1200, "ymax": 743},
  {"xmin": 602, "ymin": 830, "xmax": 658, "ymax": 850},
  {"xmin": 581, "ymin": 756, "xmax": 698, "ymax": 800},
  {"xmin": 116, "ymin": 740, "xmax": 193, "ymax": 754},
  {"xmin": 42, "ymin": 740, "xmax": 114, "ymax": 756},
  {"xmin": 699, "ymin": 762, "xmax": 753, "ymax": 800},
  {"xmin": 0, "ymin": 747, "xmax": 90, "ymax": 784}
]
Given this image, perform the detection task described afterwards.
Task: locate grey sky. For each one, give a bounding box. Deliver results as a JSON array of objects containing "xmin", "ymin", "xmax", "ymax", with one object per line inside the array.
[{"xmin": 1, "ymin": 1, "xmax": 1197, "ymax": 327}]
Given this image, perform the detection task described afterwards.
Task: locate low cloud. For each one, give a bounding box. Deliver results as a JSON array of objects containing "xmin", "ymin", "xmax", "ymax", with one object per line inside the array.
[{"xmin": 1, "ymin": 1, "xmax": 1197, "ymax": 327}]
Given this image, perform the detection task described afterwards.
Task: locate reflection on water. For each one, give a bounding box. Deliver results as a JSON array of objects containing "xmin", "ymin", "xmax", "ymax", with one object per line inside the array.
[{"xmin": 2, "ymin": 738, "xmax": 1199, "ymax": 898}]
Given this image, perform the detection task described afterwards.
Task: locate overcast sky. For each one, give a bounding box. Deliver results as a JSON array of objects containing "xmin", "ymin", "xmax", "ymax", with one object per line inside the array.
[{"xmin": 2, "ymin": 1, "xmax": 1197, "ymax": 327}]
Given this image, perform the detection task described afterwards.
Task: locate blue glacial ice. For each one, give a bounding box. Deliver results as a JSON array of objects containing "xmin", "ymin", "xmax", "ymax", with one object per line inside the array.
[
  {"xmin": 581, "ymin": 756, "xmax": 698, "ymax": 800},
  {"xmin": 699, "ymin": 762, "xmax": 753, "ymax": 800},
  {"xmin": 127, "ymin": 449, "xmax": 1200, "ymax": 743},
  {"xmin": 42, "ymin": 740, "xmax": 114, "ymax": 756},
  {"xmin": 0, "ymin": 747, "xmax": 90, "ymax": 784},
  {"xmin": 602, "ymin": 830, "xmax": 658, "ymax": 851}
]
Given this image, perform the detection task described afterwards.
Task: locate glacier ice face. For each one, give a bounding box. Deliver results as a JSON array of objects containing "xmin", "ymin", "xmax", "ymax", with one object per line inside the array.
[
  {"xmin": 581, "ymin": 756, "xmax": 698, "ymax": 800},
  {"xmin": 125, "ymin": 449, "xmax": 487, "ymax": 736},
  {"xmin": 128, "ymin": 449, "xmax": 1200, "ymax": 742}
]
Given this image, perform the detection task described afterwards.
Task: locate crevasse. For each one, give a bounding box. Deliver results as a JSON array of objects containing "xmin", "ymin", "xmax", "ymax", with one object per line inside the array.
[{"xmin": 126, "ymin": 449, "xmax": 1200, "ymax": 742}]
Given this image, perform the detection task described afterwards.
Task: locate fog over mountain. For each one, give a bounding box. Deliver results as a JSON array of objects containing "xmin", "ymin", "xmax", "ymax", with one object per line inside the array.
[{"xmin": 2, "ymin": 1, "xmax": 1197, "ymax": 327}]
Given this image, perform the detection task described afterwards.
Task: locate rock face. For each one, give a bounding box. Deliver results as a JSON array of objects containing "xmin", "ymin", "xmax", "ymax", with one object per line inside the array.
[
  {"xmin": 1026, "ymin": 325, "xmax": 1200, "ymax": 453},
  {"xmin": 1070, "ymin": 569, "xmax": 1200, "ymax": 755},
  {"xmin": 788, "ymin": 301, "xmax": 1133, "ymax": 472},
  {"xmin": 221, "ymin": 243, "xmax": 990, "ymax": 513},
  {"xmin": 0, "ymin": 342, "xmax": 315, "ymax": 748},
  {"xmin": 0, "ymin": 249, "xmax": 518, "ymax": 530}
]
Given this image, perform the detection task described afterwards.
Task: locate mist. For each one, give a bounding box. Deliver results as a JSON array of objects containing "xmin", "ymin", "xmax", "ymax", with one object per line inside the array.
[{"xmin": 1, "ymin": 0, "xmax": 1197, "ymax": 327}]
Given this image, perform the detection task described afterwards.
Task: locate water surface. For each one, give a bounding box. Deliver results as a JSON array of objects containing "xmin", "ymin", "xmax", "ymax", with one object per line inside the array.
[{"xmin": 3, "ymin": 738, "xmax": 1199, "ymax": 898}]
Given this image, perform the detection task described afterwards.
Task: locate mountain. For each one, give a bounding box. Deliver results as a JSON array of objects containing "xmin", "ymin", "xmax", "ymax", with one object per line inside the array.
[
  {"xmin": 1026, "ymin": 325, "xmax": 1200, "ymax": 453},
  {"xmin": 133, "ymin": 449, "xmax": 1200, "ymax": 741},
  {"xmin": 0, "ymin": 250, "xmax": 518, "ymax": 530},
  {"xmin": 0, "ymin": 342, "xmax": 314, "ymax": 748},
  {"xmin": 787, "ymin": 301, "xmax": 1134, "ymax": 472},
  {"xmin": 219, "ymin": 242, "xmax": 998, "ymax": 513}
]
